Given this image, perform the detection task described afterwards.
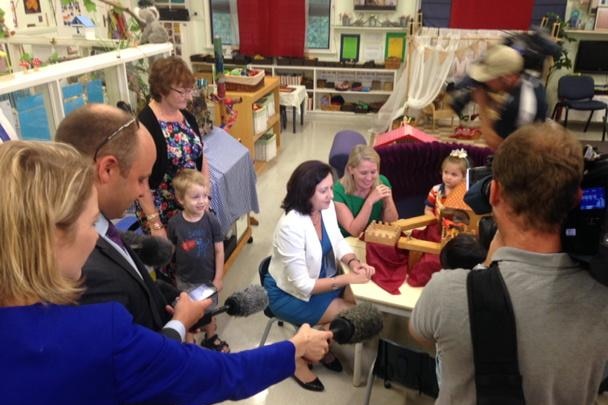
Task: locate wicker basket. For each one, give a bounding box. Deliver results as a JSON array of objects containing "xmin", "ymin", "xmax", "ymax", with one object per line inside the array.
[
  {"xmin": 384, "ymin": 57, "xmax": 402, "ymax": 69},
  {"xmin": 321, "ymin": 104, "xmax": 342, "ymax": 111},
  {"xmin": 225, "ymin": 80, "xmax": 265, "ymax": 92},
  {"xmin": 224, "ymin": 69, "xmax": 265, "ymax": 92}
]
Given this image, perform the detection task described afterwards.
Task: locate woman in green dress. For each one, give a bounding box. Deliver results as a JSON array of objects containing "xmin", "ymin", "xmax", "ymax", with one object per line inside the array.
[{"xmin": 333, "ymin": 145, "xmax": 398, "ymax": 237}]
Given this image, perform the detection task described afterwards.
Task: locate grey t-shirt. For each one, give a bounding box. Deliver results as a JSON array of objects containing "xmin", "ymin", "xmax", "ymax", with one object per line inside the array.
[
  {"xmin": 411, "ymin": 247, "xmax": 608, "ymax": 405},
  {"xmin": 167, "ymin": 212, "xmax": 222, "ymax": 285}
]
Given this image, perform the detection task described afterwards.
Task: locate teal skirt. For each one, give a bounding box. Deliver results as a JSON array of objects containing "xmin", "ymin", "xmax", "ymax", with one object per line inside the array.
[{"xmin": 263, "ymin": 273, "xmax": 343, "ymax": 326}]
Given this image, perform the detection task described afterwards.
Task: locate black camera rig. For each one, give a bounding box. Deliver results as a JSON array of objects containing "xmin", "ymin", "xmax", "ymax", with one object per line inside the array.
[{"xmin": 464, "ymin": 148, "xmax": 608, "ymax": 284}]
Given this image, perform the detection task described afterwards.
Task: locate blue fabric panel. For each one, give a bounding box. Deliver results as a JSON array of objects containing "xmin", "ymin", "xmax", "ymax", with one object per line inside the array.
[
  {"xmin": 422, "ymin": 0, "xmax": 452, "ymax": 28},
  {"xmin": 15, "ymin": 94, "xmax": 51, "ymax": 140},
  {"xmin": 86, "ymin": 79, "xmax": 105, "ymax": 103},
  {"xmin": 62, "ymin": 83, "xmax": 83, "ymax": 99}
]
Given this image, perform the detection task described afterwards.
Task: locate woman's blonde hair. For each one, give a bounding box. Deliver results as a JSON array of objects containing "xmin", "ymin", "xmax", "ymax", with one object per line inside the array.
[
  {"xmin": 340, "ymin": 144, "xmax": 381, "ymax": 194},
  {"xmin": 0, "ymin": 141, "xmax": 94, "ymax": 306}
]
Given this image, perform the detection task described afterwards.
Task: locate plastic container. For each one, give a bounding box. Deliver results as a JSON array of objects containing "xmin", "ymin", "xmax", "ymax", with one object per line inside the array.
[
  {"xmin": 253, "ymin": 104, "xmax": 268, "ymax": 134},
  {"xmin": 255, "ymin": 131, "xmax": 277, "ymax": 161}
]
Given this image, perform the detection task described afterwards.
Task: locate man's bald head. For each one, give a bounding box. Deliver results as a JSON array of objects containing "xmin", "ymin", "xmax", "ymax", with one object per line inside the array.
[{"xmin": 55, "ymin": 104, "xmax": 139, "ymax": 174}]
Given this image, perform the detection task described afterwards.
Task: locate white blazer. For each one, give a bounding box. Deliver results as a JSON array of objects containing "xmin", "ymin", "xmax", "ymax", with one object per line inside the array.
[{"xmin": 268, "ymin": 200, "xmax": 353, "ymax": 301}]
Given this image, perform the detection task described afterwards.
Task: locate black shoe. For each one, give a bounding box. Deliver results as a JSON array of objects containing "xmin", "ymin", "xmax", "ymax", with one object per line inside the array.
[
  {"xmin": 292, "ymin": 375, "xmax": 324, "ymax": 392},
  {"xmin": 321, "ymin": 354, "xmax": 343, "ymax": 373}
]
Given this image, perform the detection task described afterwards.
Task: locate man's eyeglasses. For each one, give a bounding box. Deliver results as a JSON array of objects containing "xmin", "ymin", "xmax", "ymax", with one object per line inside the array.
[
  {"xmin": 171, "ymin": 87, "xmax": 194, "ymax": 96},
  {"xmin": 93, "ymin": 117, "xmax": 138, "ymax": 161}
]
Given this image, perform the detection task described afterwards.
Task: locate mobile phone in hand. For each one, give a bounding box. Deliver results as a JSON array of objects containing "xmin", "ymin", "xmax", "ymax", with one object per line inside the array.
[{"xmin": 186, "ymin": 282, "xmax": 217, "ymax": 301}]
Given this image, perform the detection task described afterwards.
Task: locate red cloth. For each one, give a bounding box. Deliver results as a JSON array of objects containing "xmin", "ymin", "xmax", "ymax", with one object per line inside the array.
[
  {"xmin": 365, "ymin": 242, "xmax": 408, "ymax": 295},
  {"xmin": 407, "ymin": 222, "xmax": 442, "ymax": 287},
  {"xmin": 237, "ymin": 0, "xmax": 306, "ymax": 57},
  {"xmin": 449, "ymin": 0, "xmax": 534, "ymax": 30}
]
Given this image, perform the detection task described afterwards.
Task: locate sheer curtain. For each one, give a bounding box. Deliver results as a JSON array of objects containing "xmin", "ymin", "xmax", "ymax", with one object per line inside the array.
[{"xmin": 373, "ymin": 28, "xmax": 504, "ymax": 133}]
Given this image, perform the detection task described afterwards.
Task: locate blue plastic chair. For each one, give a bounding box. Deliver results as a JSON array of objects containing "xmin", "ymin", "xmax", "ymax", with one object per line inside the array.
[
  {"xmin": 552, "ymin": 75, "xmax": 607, "ymax": 141},
  {"xmin": 328, "ymin": 130, "xmax": 366, "ymax": 178}
]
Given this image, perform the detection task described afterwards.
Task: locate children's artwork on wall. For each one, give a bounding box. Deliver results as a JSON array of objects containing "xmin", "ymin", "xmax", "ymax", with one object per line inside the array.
[
  {"xmin": 340, "ymin": 34, "xmax": 360, "ymax": 62},
  {"xmin": 62, "ymin": 1, "xmax": 82, "ymax": 26},
  {"xmin": 596, "ymin": 6, "xmax": 608, "ymax": 29},
  {"xmin": 24, "ymin": 0, "xmax": 41, "ymax": 14},
  {"xmin": 385, "ymin": 32, "xmax": 406, "ymax": 61}
]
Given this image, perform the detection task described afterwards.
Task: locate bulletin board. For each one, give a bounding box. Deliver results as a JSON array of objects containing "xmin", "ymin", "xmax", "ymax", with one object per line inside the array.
[{"xmin": 385, "ymin": 32, "xmax": 406, "ymax": 61}]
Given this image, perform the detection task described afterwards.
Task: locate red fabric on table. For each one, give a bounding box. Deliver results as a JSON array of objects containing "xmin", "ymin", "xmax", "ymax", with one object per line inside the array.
[
  {"xmin": 366, "ymin": 242, "xmax": 409, "ymax": 295},
  {"xmin": 407, "ymin": 222, "xmax": 442, "ymax": 287},
  {"xmin": 237, "ymin": 0, "xmax": 305, "ymax": 57},
  {"xmin": 449, "ymin": 0, "xmax": 534, "ymax": 30}
]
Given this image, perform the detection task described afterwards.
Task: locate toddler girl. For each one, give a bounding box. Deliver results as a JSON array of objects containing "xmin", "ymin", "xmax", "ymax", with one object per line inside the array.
[{"xmin": 424, "ymin": 149, "xmax": 470, "ymax": 218}]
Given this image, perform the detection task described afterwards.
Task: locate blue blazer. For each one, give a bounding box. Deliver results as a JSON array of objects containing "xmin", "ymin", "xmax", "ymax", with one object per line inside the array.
[{"xmin": 0, "ymin": 302, "xmax": 294, "ymax": 405}]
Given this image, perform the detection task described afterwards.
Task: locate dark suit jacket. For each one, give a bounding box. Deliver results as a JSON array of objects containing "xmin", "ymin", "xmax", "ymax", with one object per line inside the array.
[{"xmin": 79, "ymin": 237, "xmax": 181, "ymax": 341}]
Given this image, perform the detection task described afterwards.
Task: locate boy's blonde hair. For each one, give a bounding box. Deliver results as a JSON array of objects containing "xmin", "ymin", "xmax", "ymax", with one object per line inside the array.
[
  {"xmin": 173, "ymin": 169, "xmax": 207, "ymax": 201},
  {"xmin": 0, "ymin": 141, "xmax": 94, "ymax": 306},
  {"xmin": 341, "ymin": 144, "xmax": 381, "ymax": 194},
  {"xmin": 441, "ymin": 149, "xmax": 470, "ymax": 176}
]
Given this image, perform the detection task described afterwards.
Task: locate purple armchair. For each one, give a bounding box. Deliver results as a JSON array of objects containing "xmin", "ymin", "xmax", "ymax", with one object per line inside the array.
[{"xmin": 375, "ymin": 141, "xmax": 493, "ymax": 218}]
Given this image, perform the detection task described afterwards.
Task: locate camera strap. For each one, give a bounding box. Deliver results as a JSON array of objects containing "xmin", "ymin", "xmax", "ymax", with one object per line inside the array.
[{"xmin": 467, "ymin": 262, "xmax": 526, "ymax": 405}]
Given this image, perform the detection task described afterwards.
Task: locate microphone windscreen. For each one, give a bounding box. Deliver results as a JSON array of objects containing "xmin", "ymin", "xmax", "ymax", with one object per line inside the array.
[
  {"xmin": 122, "ymin": 231, "xmax": 175, "ymax": 267},
  {"xmin": 330, "ymin": 303, "xmax": 383, "ymax": 344},
  {"xmin": 225, "ymin": 285, "xmax": 269, "ymax": 317}
]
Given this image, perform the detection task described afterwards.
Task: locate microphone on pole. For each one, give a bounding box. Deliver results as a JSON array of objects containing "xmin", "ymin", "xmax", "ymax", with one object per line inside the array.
[
  {"xmin": 195, "ymin": 285, "xmax": 269, "ymax": 328},
  {"xmin": 329, "ymin": 303, "xmax": 384, "ymax": 344}
]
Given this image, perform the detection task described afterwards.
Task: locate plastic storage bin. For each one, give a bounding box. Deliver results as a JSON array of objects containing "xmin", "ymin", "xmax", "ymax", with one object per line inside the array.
[
  {"xmin": 253, "ymin": 104, "xmax": 267, "ymax": 134},
  {"xmin": 255, "ymin": 131, "xmax": 277, "ymax": 161}
]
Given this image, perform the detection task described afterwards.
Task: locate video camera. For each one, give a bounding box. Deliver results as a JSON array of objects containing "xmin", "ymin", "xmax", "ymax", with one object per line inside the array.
[
  {"xmin": 447, "ymin": 29, "xmax": 562, "ymax": 116},
  {"xmin": 464, "ymin": 148, "xmax": 608, "ymax": 285}
]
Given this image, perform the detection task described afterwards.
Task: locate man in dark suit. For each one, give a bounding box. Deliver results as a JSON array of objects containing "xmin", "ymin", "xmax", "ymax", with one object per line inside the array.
[{"xmin": 56, "ymin": 104, "xmax": 205, "ymax": 341}]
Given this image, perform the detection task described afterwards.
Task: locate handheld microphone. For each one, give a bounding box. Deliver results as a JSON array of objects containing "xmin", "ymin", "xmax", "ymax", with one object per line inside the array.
[
  {"xmin": 195, "ymin": 285, "xmax": 268, "ymax": 328},
  {"xmin": 329, "ymin": 303, "xmax": 383, "ymax": 344},
  {"xmin": 121, "ymin": 231, "xmax": 175, "ymax": 267}
]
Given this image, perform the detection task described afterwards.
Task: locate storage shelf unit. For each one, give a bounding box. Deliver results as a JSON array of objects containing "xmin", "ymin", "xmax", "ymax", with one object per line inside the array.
[
  {"xmin": 220, "ymin": 76, "xmax": 281, "ymax": 173},
  {"xmin": 0, "ymin": 43, "xmax": 173, "ymax": 139},
  {"xmin": 248, "ymin": 64, "xmax": 398, "ymax": 114}
]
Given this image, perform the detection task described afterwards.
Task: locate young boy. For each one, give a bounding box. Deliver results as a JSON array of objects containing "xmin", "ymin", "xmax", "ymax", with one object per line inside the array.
[{"xmin": 168, "ymin": 169, "xmax": 228, "ymax": 352}]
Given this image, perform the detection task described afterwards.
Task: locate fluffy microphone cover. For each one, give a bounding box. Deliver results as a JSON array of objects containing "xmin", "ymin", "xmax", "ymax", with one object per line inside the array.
[
  {"xmin": 121, "ymin": 231, "xmax": 175, "ymax": 267},
  {"xmin": 224, "ymin": 285, "xmax": 269, "ymax": 316},
  {"xmin": 334, "ymin": 302, "xmax": 383, "ymax": 344}
]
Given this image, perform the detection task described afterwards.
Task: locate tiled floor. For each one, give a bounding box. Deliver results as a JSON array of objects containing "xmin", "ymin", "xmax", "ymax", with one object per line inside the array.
[{"xmin": 212, "ymin": 113, "xmax": 607, "ymax": 405}]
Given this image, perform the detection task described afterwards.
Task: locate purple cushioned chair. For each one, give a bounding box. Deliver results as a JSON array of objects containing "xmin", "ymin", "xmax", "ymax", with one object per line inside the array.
[{"xmin": 328, "ymin": 130, "xmax": 366, "ymax": 178}]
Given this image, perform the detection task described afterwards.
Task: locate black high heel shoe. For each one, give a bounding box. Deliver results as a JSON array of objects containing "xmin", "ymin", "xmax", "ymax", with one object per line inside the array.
[
  {"xmin": 321, "ymin": 352, "xmax": 343, "ymax": 373},
  {"xmin": 292, "ymin": 375, "xmax": 325, "ymax": 392}
]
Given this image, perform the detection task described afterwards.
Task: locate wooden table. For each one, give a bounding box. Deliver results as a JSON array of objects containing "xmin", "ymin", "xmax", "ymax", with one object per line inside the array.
[{"xmin": 343, "ymin": 237, "xmax": 423, "ymax": 386}]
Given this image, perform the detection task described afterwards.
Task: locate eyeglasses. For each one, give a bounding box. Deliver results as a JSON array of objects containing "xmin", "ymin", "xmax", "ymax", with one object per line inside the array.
[
  {"xmin": 171, "ymin": 87, "xmax": 194, "ymax": 96},
  {"xmin": 93, "ymin": 117, "xmax": 138, "ymax": 161}
]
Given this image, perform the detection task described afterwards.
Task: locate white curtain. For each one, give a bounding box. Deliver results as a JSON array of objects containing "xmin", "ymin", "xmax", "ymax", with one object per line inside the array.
[{"xmin": 373, "ymin": 28, "xmax": 506, "ymax": 133}]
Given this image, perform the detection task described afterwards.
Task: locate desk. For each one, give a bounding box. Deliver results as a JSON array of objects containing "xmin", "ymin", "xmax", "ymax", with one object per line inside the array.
[
  {"xmin": 343, "ymin": 237, "xmax": 423, "ymax": 386},
  {"xmin": 279, "ymin": 85, "xmax": 307, "ymax": 133}
]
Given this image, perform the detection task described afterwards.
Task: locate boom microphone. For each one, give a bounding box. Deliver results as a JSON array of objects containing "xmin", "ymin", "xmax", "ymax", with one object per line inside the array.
[
  {"xmin": 196, "ymin": 285, "xmax": 268, "ymax": 327},
  {"xmin": 329, "ymin": 303, "xmax": 383, "ymax": 344},
  {"xmin": 121, "ymin": 231, "xmax": 175, "ymax": 267}
]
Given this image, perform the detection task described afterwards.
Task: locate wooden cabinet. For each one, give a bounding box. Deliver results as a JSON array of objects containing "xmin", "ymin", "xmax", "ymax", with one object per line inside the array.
[{"xmin": 221, "ymin": 76, "xmax": 281, "ymax": 172}]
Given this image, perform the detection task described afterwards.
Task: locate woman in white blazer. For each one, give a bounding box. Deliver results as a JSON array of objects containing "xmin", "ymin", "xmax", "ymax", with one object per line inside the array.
[{"xmin": 264, "ymin": 160, "xmax": 374, "ymax": 392}]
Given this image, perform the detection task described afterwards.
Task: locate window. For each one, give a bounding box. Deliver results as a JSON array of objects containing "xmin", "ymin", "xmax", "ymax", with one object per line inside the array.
[
  {"xmin": 209, "ymin": 0, "xmax": 236, "ymax": 45},
  {"xmin": 307, "ymin": 0, "xmax": 331, "ymax": 50}
]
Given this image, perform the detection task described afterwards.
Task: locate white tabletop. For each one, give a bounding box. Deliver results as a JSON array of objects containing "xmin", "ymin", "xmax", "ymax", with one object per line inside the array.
[
  {"xmin": 344, "ymin": 237, "xmax": 423, "ymax": 317},
  {"xmin": 279, "ymin": 85, "xmax": 308, "ymax": 107}
]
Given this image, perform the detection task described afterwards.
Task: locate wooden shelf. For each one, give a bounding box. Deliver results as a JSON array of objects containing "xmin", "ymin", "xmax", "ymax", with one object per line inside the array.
[
  {"xmin": 316, "ymin": 89, "xmax": 393, "ymax": 95},
  {"xmin": 332, "ymin": 25, "xmax": 407, "ymax": 32},
  {"xmin": 221, "ymin": 76, "xmax": 281, "ymax": 171},
  {"xmin": 254, "ymin": 114, "xmax": 280, "ymax": 142}
]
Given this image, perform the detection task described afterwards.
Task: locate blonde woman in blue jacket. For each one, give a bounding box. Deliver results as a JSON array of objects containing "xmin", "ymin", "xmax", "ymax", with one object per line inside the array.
[
  {"xmin": 265, "ymin": 160, "xmax": 375, "ymax": 392},
  {"xmin": 0, "ymin": 141, "xmax": 332, "ymax": 405}
]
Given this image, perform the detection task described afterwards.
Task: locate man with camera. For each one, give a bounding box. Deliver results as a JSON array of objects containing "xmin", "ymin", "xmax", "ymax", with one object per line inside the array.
[
  {"xmin": 409, "ymin": 122, "xmax": 608, "ymax": 404},
  {"xmin": 469, "ymin": 45, "xmax": 547, "ymax": 150}
]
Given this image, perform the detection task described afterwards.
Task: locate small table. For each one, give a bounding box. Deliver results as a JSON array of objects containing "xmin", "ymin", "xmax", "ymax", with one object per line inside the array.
[
  {"xmin": 279, "ymin": 85, "xmax": 307, "ymax": 133},
  {"xmin": 342, "ymin": 237, "xmax": 423, "ymax": 386}
]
